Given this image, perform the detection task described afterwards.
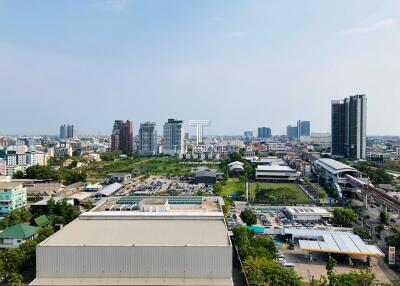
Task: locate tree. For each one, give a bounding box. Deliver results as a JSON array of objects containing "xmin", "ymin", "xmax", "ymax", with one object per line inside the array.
[
  {"xmin": 240, "ymin": 209, "xmax": 257, "ymax": 226},
  {"xmin": 352, "ymin": 226, "xmax": 371, "ymax": 240},
  {"xmin": 333, "ymin": 208, "xmax": 358, "ymax": 227},
  {"xmin": 0, "ymin": 208, "xmax": 32, "ymax": 229},
  {"xmin": 326, "ymin": 257, "xmax": 337, "ymax": 276},
  {"xmin": 25, "ymin": 165, "xmax": 58, "ymax": 180},
  {"xmin": 60, "ymin": 169, "xmax": 87, "ymax": 185},
  {"xmin": 242, "ymin": 257, "xmax": 302, "ymax": 286},
  {"xmin": 380, "ymin": 211, "xmax": 388, "ymax": 224},
  {"xmin": 12, "ymin": 170, "xmax": 24, "ymax": 179},
  {"xmin": 213, "ymin": 183, "xmax": 223, "ymax": 196}
]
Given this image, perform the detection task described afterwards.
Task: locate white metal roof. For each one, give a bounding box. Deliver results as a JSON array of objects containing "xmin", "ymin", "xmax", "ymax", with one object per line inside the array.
[
  {"xmin": 285, "ymin": 206, "xmax": 332, "ymax": 217},
  {"xmin": 256, "ymin": 165, "xmax": 295, "ymax": 172},
  {"xmin": 315, "ymin": 158, "xmax": 359, "ymax": 175},
  {"xmin": 285, "ymin": 228, "xmax": 384, "ymax": 257},
  {"xmin": 97, "ymin": 183, "xmax": 123, "ymax": 196},
  {"xmin": 39, "ymin": 218, "xmax": 229, "ymax": 247}
]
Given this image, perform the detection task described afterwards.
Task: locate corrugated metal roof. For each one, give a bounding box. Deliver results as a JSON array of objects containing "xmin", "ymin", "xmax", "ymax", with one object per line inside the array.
[
  {"xmin": 287, "ymin": 228, "xmax": 384, "ymax": 256},
  {"xmin": 39, "ymin": 218, "xmax": 229, "ymax": 247},
  {"xmin": 97, "ymin": 183, "xmax": 123, "ymax": 196}
]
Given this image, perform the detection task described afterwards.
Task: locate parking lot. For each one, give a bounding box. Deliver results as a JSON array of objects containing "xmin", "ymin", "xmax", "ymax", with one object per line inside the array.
[{"xmin": 118, "ymin": 176, "xmax": 214, "ymax": 196}]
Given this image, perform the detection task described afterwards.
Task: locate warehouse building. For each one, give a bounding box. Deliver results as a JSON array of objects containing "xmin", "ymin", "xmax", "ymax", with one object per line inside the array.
[
  {"xmin": 255, "ymin": 165, "xmax": 299, "ymax": 182},
  {"xmin": 30, "ymin": 196, "xmax": 232, "ymax": 286},
  {"xmin": 285, "ymin": 206, "xmax": 332, "ymax": 222}
]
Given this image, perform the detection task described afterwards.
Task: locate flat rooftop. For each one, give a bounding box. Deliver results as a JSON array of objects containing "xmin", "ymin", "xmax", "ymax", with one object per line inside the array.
[
  {"xmin": 285, "ymin": 206, "xmax": 332, "ymax": 216},
  {"xmin": 0, "ymin": 182, "xmax": 23, "ymax": 190},
  {"xmin": 256, "ymin": 165, "xmax": 295, "ymax": 172},
  {"xmin": 39, "ymin": 218, "xmax": 230, "ymax": 247}
]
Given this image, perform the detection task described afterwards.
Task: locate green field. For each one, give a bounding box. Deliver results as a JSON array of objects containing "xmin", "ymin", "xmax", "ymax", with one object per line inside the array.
[
  {"xmin": 220, "ymin": 179, "xmax": 245, "ymax": 197},
  {"xmin": 84, "ymin": 157, "xmax": 217, "ymax": 182},
  {"xmin": 249, "ymin": 182, "xmax": 311, "ymax": 204}
]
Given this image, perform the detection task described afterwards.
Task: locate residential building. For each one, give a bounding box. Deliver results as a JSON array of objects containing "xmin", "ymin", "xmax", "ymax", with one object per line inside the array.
[
  {"xmin": 111, "ymin": 120, "xmax": 134, "ymax": 155},
  {"xmin": 331, "ymin": 95, "xmax": 367, "ymax": 159},
  {"xmin": 60, "ymin": 124, "xmax": 77, "ymax": 139},
  {"xmin": 0, "ymin": 182, "xmax": 27, "ymax": 216},
  {"xmin": 297, "ymin": 120, "xmax": 311, "ymax": 137},
  {"xmin": 286, "ymin": 125, "xmax": 298, "ymax": 140},
  {"xmin": 138, "ymin": 122, "xmax": 158, "ymax": 156},
  {"xmin": 163, "ymin": 119, "xmax": 184, "ymax": 156},
  {"xmin": 0, "ymin": 224, "xmax": 38, "ymax": 248},
  {"xmin": 258, "ymin": 127, "xmax": 272, "ymax": 139}
]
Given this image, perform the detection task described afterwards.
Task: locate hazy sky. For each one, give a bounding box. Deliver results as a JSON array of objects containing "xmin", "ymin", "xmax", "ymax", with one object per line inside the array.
[{"xmin": 1, "ymin": 0, "xmax": 400, "ymax": 136}]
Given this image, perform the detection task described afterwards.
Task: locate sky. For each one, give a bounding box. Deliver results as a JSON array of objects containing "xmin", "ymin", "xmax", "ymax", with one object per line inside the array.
[{"xmin": 1, "ymin": 0, "xmax": 400, "ymax": 136}]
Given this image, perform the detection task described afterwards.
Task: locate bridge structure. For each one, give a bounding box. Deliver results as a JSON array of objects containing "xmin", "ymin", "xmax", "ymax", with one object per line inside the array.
[{"xmin": 345, "ymin": 174, "xmax": 400, "ymax": 214}]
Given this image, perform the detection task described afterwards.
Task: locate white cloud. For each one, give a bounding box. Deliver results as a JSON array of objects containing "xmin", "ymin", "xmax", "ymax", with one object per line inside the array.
[
  {"xmin": 227, "ymin": 31, "xmax": 245, "ymax": 38},
  {"xmin": 340, "ymin": 18, "xmax": 400, "ymax": 35}
]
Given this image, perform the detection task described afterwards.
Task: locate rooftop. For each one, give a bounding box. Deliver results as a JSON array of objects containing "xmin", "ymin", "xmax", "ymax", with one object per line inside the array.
[
  {"xmin": 0, "ymin": 182, "xmax": 23, "ymax": 190},
  {"xmin": 285, "ymin": 206, "xmax": 331, "ymax": 216},
  {"xmin": 39, "ymin": 218, "xmax": 229, "ymax": 247},
  {"xmin": 256, "ymin": 165, "xmax": 295, "ymax": 172},
  {"xmin": 315, "ymin": 158, "xmax": 358, "ymax": 174},
  {"xmin": 285, "ymin": 228, "xmax": 384, "ymax": 257},
  {"xmin": 0, "ymin": 224, "xmax": 38, "ymax": 239}
]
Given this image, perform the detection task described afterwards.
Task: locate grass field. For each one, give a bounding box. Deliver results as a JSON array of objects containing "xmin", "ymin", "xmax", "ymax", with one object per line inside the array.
[
  {"xmin": 220, "ymin": 179, "xmax": 245, "ymax": 197},
  {"xmin": 249, "ymin": 182, "xmax": 311, "ymax": 204},
  {"xmin": 84, "ymin": 157, "xmax": 217, "ymax": 182}
]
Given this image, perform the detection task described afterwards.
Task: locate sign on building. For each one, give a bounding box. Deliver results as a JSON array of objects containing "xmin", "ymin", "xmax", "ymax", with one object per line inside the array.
[{"xmin": 388, "ymin": 246, "xmax": 396, "ymax": 265}]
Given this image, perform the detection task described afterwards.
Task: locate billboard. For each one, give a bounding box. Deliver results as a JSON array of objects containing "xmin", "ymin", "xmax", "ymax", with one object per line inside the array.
[{"xmin": 389, "ymin": 246, "xmax": 396, "ymax": 265}]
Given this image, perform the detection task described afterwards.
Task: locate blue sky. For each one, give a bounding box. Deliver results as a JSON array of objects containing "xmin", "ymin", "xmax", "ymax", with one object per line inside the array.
[{"xmin": 1, "ymin": 0, "xmax": 400, "ymax": 136}]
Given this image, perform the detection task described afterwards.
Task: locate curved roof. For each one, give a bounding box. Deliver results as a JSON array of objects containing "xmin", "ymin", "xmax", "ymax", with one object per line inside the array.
[{"xmin": 315, "ymin": 158, "xmax": 360, "ymax": 175}]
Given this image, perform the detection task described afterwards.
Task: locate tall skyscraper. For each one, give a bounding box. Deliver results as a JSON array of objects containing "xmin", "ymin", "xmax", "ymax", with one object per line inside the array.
[
  {"xmin": 286, "ymin": 125, "xmax": 298, "ymax": 140},
  {"xmin": 59, "ymin": 124, "xmax": 77, "ymax": 139},
  {"xmin": 257, "ymin": 127, "xmax": 272, "ymax": 138},
  {"xmin": 111, "ymin": 120, "xmax": 134, "ymax": 155},
  {"xmin": 163, "ymin": 119, "xmax": 184, "ymax": 156},
  {"xmin": 138, "ymin": 122, "xmax": 158, "ymax": 156},
  {"xmin": 297, "ymin": 120, "xmax": 311, "ymax": 137},
  {"xmin": 331, "ymin": 95, "xmax": 367, "ymax": 159}
]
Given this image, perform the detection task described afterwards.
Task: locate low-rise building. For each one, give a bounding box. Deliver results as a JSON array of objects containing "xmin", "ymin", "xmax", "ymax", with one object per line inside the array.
[
  {"xmin": 194, "ymin": 168, "xmax": 217, "ymax": 185},
  {"xmin": 0, "ymin": 224, "xmax": 38, "ymax": 248},
  {"xmin": 255, "ymin": 165, "xmax": 299, "ymax": 182},
  {"xmin": 285, "ymin": 206, "xmax": 332, "ymax": 222},
  {"xmin": 106, "ymin": 173, "xmax": 131, "ymax": 184},
  {"xmin": 0, "ymin": 182, "xmax": 27, "ymax": 216}
]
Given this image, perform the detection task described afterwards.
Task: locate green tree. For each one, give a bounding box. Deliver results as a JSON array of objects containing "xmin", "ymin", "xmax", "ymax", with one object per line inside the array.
[
  {"xmin": 380, "ymin": 211, "xmax": 388, "ymax": 224},
  {"xmin": 326, "ymin": 257, "xmax": 337, "ymax": 276},
  {"xmin": 333, "ymin": 208, "xmax": 358, "ymax": 227},
  {"xmin": 12, "ymin": 170, "xmax": 24, "ymax": 179},
  {"xmin": 240, "ymin": 209, "xmax": 257, "ymax": 226},
  {"xmin": 352, "ymin": 226, "xmax": 371, "ymax": 240},
  {"xmin": 25, "ymin": 165, "xmax": 58, "ymax": 180},
  {"xmin": 213, "ymin": 183, "xmax": 223, "ymax": 195},
  {"xmin": 0, "ymin": 208, "xmax": 32, "ymax": 229},
  {"xmin": 243, "ymin": 257, "xmax": 302, "ymax": 286}
]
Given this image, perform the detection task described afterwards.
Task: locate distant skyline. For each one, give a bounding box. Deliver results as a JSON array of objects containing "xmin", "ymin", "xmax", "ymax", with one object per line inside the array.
[{"xmin": 1, "ymin": 1, "xmax": 400, "ymax": 136}]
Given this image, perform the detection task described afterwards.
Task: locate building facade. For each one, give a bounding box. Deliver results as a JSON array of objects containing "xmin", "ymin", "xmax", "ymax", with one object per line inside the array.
[
  {"xmin": 286, "ymin": 125, "xmax": 298, "ymax": 140},
  {"xmin": 111, "ymin": 120, "xmax": 134, "ymax": 155},
  {"xmin": 138, "ymin": 122, "xmax": 158, "ymax": 156},
  {"xmin": 60, "ymin": 124, "xmax": 77, "ymax": 139},
  {"xmin": 258, "ymin": 127, "xmax": 272, "ymax": 139},
  {"xmin": 163, "ymin": 119, "xmax": 184, "ymax": 156},
  {"xmin": 0, "ymin": 182, "xmax": 27, "ymax": 216},
  {"xmin": 297, "ymin": 120, "xmax": 310, "ymax": 137},
  {"xmin": 331, "ymin": 95, "xmax": 367, "ymax": 159}
]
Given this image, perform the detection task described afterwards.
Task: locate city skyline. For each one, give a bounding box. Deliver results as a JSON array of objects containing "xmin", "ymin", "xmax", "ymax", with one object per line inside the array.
[{"xmin": 1, "ymin": 1, "xmax": 400, "ymax": 136}]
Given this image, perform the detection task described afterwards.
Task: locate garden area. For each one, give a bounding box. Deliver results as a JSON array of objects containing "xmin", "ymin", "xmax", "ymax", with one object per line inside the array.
[{"xmin": 249, "ymin": 182, "xmax": 312, "ymax": 204}]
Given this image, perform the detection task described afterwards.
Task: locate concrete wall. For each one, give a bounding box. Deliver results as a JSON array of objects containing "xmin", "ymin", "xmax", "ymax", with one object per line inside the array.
[{"xmin": 37, "ymin": 245, "xmax": 232, "ymax": 279}]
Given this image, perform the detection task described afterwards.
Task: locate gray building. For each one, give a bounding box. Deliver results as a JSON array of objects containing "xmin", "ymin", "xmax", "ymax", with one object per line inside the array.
[
  {"xmin": 331, "ymin": 95, "xmax": 367, "ymax": 159},
  {"xmin": 163, "ymin": 119, "xmax": 184, "ymax": 156},
  {"xmin": 139, "ymin": 122, "xmax": 158, "ymax": 156},
  {"xmin": 297, "ymin": 120, "xmax": 310, "ymax": 137},
  {"xmin": 59, "ymin": 124, "xmax": 77, "ymax": 139},
  {"xmin": 286, "ymin": 125, "xmax": 298, "ymax": 140},
  {"xmin": 257, "ymin": 127, "xmax": 272, "ymax": 138}
]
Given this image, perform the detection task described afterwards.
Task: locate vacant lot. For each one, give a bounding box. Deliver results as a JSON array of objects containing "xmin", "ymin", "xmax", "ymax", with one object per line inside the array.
[
  {"xmin": 84, "ymin": 157, "xmax": 214, "ymax": 182},
  {"xmin": 249, "ymin": 182, "xmax": 311, "ymax": 204},
  {"xmin": 220, "ymin": 179, "xmax": 245, "ymax": 197}
]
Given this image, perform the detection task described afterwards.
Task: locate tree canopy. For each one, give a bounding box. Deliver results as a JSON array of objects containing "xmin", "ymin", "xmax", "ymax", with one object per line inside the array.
[
  {"xmin": 333, "ymin": 208, "xmax": 358, "ymax": 227},
  {"xmin": 240, "ymin": 209, "xmax": 257, "ymax": 226}
]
